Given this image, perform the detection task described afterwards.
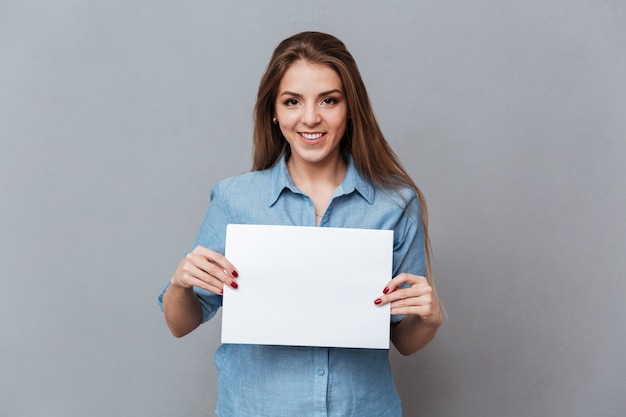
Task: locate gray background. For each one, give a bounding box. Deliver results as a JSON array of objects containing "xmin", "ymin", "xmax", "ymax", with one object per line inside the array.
[{"xmin": 1, "ymin": 1, "xmax": 625, "ymax": 416}]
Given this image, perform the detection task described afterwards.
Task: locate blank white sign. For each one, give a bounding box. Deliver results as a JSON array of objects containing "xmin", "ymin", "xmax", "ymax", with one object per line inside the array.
[{"xmin": 222, "ymin": 224, "xmax": 393, "ymax": 349}]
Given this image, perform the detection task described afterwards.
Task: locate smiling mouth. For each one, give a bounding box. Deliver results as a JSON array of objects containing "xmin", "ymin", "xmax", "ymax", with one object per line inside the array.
[{"xmin": 300, "ymin": 132, "xmax": 324, "ymax": 140}]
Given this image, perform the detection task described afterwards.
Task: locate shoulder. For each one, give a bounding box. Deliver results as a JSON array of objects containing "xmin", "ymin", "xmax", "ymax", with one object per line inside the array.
[
  {"xmin": 210, "ymin": 169, "xmax": 273, "ymax": 206},
  {"xmin": 374, "ymin": 183, "xmax": 421, "ymax": 211},
  {"xmin": 368, "ymin": 183, "xmax": 423, "ymax": 234},
  {"xmin": 212, "ymin": 170, "xmax": 270, "ymax": 193}
]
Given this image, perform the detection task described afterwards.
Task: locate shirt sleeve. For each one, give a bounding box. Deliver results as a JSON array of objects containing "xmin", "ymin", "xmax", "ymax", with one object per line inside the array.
[
  {"xmin": 390, "ymin": 192, "xmax": 426, "ymax": 324},
  {"xmin": 157, "ymin": 182, "xmax": 230, "ymax": 324}
]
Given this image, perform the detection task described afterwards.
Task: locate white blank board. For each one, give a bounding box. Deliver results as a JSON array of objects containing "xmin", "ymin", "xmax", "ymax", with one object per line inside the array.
[{"xmin": 222, "ymin": 224, "xmax": 393, "ymax": 349}]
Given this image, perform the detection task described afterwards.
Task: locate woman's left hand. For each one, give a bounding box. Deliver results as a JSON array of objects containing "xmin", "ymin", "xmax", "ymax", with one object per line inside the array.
[{"xmin": 374, "ymin": 273, "xmax": 441, "ymax": 325}]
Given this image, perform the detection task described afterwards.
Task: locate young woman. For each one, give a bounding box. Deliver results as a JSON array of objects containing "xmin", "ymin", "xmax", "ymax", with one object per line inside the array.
[{"xmin": 159, "ymin": 31, "xmax": 442, "ymax": 417}]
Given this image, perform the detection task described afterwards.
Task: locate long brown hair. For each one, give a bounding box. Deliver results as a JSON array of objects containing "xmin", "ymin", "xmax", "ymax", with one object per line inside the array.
[{"xmin": 252, "ymin": 31, "xmax": 434, "ymax": 285}]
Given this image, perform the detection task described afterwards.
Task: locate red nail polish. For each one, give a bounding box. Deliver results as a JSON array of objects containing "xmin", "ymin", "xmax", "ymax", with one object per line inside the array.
[
  {"xmin": 230, "ymin": 281, "xmax": 238, "ymax": 289},
  {"xmin": 383, "ymin": 287, "xmax": 389, "ymax": 294},
  {"xmin": 374, "ymin": 298, "xmax": 382, "ymax": 305},
  {"xmin": 232, "ymin": 270, "xmax": 239, "ymax": 278}
]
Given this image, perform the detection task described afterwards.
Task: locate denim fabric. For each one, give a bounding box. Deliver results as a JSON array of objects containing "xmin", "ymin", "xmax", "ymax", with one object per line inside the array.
[{"xmin": 158, "ymin": 156, "xmax": 425, "ymax": 416}]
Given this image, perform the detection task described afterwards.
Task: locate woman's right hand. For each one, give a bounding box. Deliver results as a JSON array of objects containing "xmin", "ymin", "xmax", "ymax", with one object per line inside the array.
[{"xmin": 170, "ymin": 245, "xmax": 239, "ymax": 295}]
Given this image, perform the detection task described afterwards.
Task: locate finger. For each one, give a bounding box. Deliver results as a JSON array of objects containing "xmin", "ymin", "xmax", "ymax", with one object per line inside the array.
[
  {"xmin": 390, "ymin": 293, "xmax": 439, "ymax": 321},
  {"xmin": 390, "ymin": 292, "xmax": 432, "ymax": 309},
  {"xmin": 390, "ymin": 304, "xmax": 433, "ymax": 317},
  {"xmin": 194, "ymin": 246, "xmax": 239, "ymax": 278},
  {"xmin": 391, "ymin": 300, "xmax": 439, "ymax": 320},
  {"xmin": 375, "ymin": 282, "xmax": 433, "ymax": 307},
  {"xmin": 195, "ymin": 259, "xmax": 240, "ymax": 290},
  {"xmin": 382, "ymin": 273, "xmax": 426, "ymax": 294},
  {"xmin": 186, "ymin": 275, "xmax": 224, "ymax": 295},
  {"xmin": 186, "ymin": 249, "xmax": 239, "ymax": 289},
  {"xmin": 179, "ymin": 262, "xmax": 227, "ymax": 293},
  {"xmin": 386, "ymin": 284, "xmax": 433, "ymax": 304}
]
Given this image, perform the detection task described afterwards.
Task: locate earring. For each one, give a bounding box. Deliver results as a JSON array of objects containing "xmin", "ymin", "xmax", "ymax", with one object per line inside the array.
[{"xmin": 272, "ymin": 116, "xmax": 278, "ymax": 124}]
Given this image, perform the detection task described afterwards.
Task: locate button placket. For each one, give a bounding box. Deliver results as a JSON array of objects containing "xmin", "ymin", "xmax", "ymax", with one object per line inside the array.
[{"xmin": 312, "ymin": 348, "xmax": 330, "ymax": 416}]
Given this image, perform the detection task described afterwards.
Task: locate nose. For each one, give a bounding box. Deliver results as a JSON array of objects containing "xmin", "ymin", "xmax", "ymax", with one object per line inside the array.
[{"xmin": 301, "ymin": 104, "xmax": 321, "ymax": 126}]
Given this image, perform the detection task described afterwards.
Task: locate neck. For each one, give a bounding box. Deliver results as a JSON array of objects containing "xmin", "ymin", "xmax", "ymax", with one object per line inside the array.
[{"xmin": 287, "ymin": 154, "xmax": 347, "ymax": 192}]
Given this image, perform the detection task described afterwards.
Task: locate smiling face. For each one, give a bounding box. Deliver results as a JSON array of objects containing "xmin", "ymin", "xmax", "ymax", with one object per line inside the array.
[{"xmin": 275, "ymin": 60, "xmax": 348, "ymax": 169}]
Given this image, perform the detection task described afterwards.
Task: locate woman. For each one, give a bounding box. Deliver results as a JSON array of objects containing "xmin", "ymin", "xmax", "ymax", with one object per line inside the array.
[{"xmin": 159, "ymin": 31, "xmax": 442, "ymax": 417}]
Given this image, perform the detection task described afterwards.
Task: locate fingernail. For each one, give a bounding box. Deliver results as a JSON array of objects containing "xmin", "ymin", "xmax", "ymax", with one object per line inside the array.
[
  {"xmin": 374, "ymin": 298, "xmax": 382, "ymax": 305},
  {"xmin": 230, "ymin": 281, "xmax": 239, "ymax": 289},
  {"xmin": 232, "ymin": 270, "xmax": 238, "ymax": 278},
  {"xmin": 220, "ymin": 289, "xmax": 224, "ymax": 295},
  {"xmin": 383, "ymin": 287, "xmax": 389, "ymax": 294}
]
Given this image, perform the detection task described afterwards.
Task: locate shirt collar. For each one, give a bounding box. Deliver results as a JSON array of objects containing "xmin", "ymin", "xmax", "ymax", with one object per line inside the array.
[{"xmin": 268, "ymin": 155, "xmax": 375, "ymax": 207}]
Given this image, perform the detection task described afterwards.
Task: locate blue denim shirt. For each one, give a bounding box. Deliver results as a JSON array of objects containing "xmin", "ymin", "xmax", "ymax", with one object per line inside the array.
[{"xmin": 159, "ymin": 156, "xmax": 425, "ymax": 417}]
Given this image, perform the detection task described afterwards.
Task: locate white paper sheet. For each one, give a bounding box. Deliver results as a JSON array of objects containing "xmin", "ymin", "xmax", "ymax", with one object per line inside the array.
[{"xmin": 222, "ymin": 224, "xmax": 393, "ymax": 349}]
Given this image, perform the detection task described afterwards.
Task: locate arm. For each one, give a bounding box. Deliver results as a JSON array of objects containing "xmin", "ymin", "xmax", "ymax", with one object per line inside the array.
[
  {"xmin": 390, "ymin": 309, "xmax": 441, "ymax": 356},
  {"xmin": 162, "ymin": 245, "xmax": 239, "ymax": 338},
  {"xmin": 162, "ymin": 280, "xmax": 203, "ymax": 338},
  {"xmin": 376, "ymin": 273, "xmax": 442, "ymax": 356}
]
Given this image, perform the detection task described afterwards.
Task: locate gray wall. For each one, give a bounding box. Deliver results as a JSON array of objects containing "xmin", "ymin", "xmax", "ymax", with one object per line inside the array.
[{"xmin": 1, "ymin": 1, "xmax": 625, "ymax": 416}]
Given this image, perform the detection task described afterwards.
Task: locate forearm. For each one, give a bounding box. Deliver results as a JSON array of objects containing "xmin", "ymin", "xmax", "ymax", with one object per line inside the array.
[
  {"xmin": 390, "ymin": 313, "xmax": 441, "ymax": 356},
  {"xmin": 162, "ymin": 283, "xmax": 203, "ymax": 338}
]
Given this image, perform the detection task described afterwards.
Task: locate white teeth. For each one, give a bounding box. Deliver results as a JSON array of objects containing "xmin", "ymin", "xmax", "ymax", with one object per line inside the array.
[{"xmin": 301, "ymin": 132, "xmax": 323, "ymax": 140}]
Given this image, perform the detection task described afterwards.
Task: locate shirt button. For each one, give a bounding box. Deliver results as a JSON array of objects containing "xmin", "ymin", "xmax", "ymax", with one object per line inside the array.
[{"xmin": 316, "ymin": 368, "xmax": 325, "ymax": 376}]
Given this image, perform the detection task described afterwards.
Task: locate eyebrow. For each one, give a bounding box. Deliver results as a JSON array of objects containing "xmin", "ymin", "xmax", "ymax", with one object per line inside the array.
[{"xmin": 280, "ymin": 89, "xmax": 344, "ymax": 98}]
